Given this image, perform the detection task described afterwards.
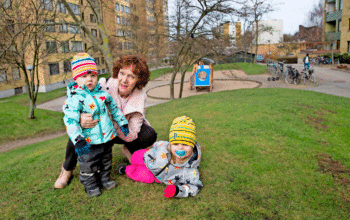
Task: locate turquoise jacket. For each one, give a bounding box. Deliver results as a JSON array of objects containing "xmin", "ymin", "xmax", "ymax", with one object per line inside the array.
[{"xmin": 63, "ymin": 82, "xmax": 128, "ymax": 145}]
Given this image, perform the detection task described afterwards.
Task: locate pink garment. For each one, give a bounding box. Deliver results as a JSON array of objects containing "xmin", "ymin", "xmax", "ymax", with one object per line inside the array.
[
  {"xmin": 125, "ymin": 149, "xmax": 161, "ymax": 184},
  {"xmin": 99, "ymin": 77, "xmax": 150, "ymax": 142}
]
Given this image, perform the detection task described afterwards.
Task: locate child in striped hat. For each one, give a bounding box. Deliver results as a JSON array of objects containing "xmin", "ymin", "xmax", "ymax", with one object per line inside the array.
[
  {"xmin": 117, "ymin": 116, "xmax": 203, "ymax": 198},
  {"xmin": 63, "ymin": 52, "xmax": 129, "ymax": 197}
]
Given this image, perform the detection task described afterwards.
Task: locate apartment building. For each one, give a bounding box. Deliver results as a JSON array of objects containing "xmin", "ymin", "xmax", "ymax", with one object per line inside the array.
[
  {"xmin": 214, "ymin": 21, "xmax": 241, "ymax": 48},
  {"xmin": 0, "ymin": 0, "xmax": 168, "ymax": 98}
]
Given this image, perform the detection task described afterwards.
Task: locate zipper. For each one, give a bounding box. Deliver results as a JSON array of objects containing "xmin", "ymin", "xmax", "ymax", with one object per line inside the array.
[{"xmin": 87, "ymin": 88, "xmax": 104, "ymax": 143}]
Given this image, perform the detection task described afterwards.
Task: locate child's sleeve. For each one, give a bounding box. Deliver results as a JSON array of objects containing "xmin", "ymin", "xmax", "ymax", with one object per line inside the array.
[
  {"xmin": 105, "ymin": 94, "xmax": 129, "ymax": 135},
  {"xmin": 63, "ymin": 97, "xmax": 85, "ymax": 145},
  {"xmin": 175, "ymin": 169, "xmax": 203, "ymax": 198}
]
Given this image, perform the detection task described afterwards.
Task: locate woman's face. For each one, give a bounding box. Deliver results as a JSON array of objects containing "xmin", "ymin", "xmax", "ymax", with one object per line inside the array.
[{"xmin": 117, "ymin": 66, "xmax": 138, "ymax": 98}]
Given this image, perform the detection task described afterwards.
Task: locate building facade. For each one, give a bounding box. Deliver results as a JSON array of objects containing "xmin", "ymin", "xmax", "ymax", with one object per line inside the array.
[
  {"xmin": 0, "ymin": 0, "xmax": 168, "ymax": 98},
  {"xmin": 254, "ymin": 19, "xmax": 283, "ymax": 45}
]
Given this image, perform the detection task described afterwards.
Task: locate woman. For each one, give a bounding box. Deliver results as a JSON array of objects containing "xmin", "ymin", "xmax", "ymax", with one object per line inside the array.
[{"xmin": 55, "ymin": 55, "xmax": 157, "ymax": 189}]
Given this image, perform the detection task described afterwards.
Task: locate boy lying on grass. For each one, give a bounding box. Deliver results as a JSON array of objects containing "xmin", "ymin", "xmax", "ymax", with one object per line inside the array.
[{"xmin": 117, "ymin": 116, "xmax": 203, "ymax": 198}]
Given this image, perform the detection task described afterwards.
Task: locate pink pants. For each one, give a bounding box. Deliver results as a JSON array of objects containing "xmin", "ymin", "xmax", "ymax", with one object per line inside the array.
[{"xmin": 125, "ymin": 149, "xmax": 161, "ymax": 184}]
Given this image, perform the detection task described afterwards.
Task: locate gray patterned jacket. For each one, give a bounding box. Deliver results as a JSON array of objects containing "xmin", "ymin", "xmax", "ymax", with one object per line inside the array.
[{"xmin": 144, "ymin": 141, "xmax": 203, "ymax": 198}]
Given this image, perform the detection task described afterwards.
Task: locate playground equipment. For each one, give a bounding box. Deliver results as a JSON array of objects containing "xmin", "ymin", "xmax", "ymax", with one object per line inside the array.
[{"xmin": 189, "ymin": 63, "xmax": 213, "ymax": 92}]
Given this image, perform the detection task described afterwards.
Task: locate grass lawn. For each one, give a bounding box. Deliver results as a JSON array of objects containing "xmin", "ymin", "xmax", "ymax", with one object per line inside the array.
[
  {"xmin": 1, "ymin": 89, "xmax": 350, "ymax": 219},
  {"xmin": 214, "ymin": 62, "xmax": 267, "ymax": 75}
]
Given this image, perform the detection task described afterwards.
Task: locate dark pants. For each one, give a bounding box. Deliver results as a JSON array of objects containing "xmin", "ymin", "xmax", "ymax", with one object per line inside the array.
[
  {"xmin": 79, "ymin": 141, "xmax": 113, "ymax": 189},
  {"xmin": 63, "ymin": 123, "xmax": 157, "ymax": 171}
]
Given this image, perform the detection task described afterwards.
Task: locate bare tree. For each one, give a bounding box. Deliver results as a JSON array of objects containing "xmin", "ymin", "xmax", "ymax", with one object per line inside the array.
[
  {"xmin": 61, "ymin": 0, "xmax": 115, "ymax": 76},
  {"xmin": 168, "ymin": 0, "xmax": 239, "ymax": 100},
  {"xmin": 0, "ymin": 0, "xmax": 66, "ymax": 119},
  {"xmin": 307, "ymin": 0, "xmax": 324, "ymax": 29},
  {"xmin": 248, "ymin": 0, "xmax": 274, "ymax": 63}
]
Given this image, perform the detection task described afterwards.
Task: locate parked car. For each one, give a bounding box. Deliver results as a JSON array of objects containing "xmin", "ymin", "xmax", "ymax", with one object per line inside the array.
[{"xmin": 193, "ymin": 57, "xmax": 215, "ymax": 65}]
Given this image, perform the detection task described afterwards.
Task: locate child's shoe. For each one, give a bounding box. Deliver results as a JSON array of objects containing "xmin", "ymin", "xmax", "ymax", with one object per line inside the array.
[
  {"xmin": 117, "ymin": 164, "xmax": 127, "ymax": 175},
  {"xmin": 54, "ymin": 166, "xmax": 73, "ymax": 189},
  {"xmin": 102, "ymin": 180, "xmax": 117, "ymax": 190},
  {"xmin": 86, "ymin": 187, "xmax": 102, "ymax": 197}
]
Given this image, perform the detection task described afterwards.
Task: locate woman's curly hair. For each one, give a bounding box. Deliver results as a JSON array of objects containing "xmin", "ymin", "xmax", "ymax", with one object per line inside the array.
[{"xmin": 112, "ymin": 55, "xmax": 151, "ymax": 89}]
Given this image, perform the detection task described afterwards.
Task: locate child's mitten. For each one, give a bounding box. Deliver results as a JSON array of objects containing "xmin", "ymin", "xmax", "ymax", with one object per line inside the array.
[
  {"xmin": 75, "ymin": 140, "xmax": 91, "ymax": 157},
  {"xmin": 121, "ymin": 124, "xmax": 129, "ymax": 137},
  {"xmin": 164, "ymin": 185, "xmax": 179, "ymax": 198}
]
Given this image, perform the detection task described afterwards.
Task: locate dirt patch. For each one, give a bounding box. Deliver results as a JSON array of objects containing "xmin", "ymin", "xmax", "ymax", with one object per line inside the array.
[
  {"xmin": 321, "ymin": 108, "xmax": 338, "ymax": 114},
  {"xmin": 317, "ymin": 154, "xmax": 350, "ymax": 187},
  {"xmin": 305, "ymin": 115, "xmax": 327, "ymax": 131}
]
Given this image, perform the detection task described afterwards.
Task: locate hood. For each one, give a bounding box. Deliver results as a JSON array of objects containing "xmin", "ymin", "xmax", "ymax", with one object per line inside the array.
[{"xmin": 66, "ymin": 81, "xmax": 102, "ymax": 97}]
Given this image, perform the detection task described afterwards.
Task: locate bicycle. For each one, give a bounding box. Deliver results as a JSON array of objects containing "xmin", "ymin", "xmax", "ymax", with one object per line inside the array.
[
  {"xmin": 300, "ymin": 66, "xmax": 316, "ymax": 85},
  {"xmin": 285, "ymin": 65, "xmax": 301, "ymax": 85}
]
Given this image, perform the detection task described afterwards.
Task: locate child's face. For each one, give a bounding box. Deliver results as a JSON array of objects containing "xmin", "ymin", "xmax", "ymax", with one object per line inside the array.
[
  {"xmin": 170, "ymin": 144, "xmax": 193, "ymax": 162},
  {"xmin": 75, "ymin": 73, "xmax": 98, "ymax": 91}
]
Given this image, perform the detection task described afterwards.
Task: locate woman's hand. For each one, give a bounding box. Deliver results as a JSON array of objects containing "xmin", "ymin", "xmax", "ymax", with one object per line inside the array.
[{"xmin": 80, "ymin": 113, "xmax": 98, "ymax": 128}]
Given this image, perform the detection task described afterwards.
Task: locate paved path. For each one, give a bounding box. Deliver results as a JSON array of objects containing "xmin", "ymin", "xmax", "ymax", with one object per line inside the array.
[{"xmin": 1, "ymin": 65, "xmax": 349, "ymax": 153}]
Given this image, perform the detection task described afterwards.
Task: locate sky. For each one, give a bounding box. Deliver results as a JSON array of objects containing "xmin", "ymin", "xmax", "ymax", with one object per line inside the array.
[{"xmin": 264, "ymin": 0, "xmax": 322, "ymax": 34}]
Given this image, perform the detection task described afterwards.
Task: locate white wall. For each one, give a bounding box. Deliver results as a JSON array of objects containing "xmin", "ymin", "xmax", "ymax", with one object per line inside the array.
[{"xmin": 255, "ymin": 19, "xmax": 283, "ymax": 45}]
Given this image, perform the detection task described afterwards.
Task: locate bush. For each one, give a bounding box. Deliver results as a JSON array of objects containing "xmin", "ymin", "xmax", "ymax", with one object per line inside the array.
[
  {"xmin": 340, "ymin": 53, "xmax": 350, "ymax": 64},
  {"xmin": 276, "ymin": 57, "xmax": 297, "ymax": 64}
]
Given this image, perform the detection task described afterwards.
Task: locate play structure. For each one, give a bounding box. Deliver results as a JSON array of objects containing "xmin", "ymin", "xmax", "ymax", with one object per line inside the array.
[{"xmin": 189, "ymin": 63, "xmax": 213, "ymax": 92}]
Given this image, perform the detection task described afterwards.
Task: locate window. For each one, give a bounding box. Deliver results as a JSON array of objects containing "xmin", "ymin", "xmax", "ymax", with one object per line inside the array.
[
  {"xmin": 57, "ymin": 1, "xmax": 66, "ymax": 13},
  {"xmin": 95, "ymin": 58, "xmax": 100, "ymax": 65},
  {"xmin": 49, "ymin": 63, "xmax": 59, "ymax": 75},
  {"xmin": 12, "ymin": 67, "xmax": 20, "ymax": 80},
  {"xmin": 69, "ymin": 25, "xmax": 81, "ymax": 34},
  {"xmin": 117, "ymin": 16, "xmax": 121, "ymax": 24},
  {"xmin": 3, "ymin": 0, "xmax": 11, "ymax": 9},
  {"xmin": 91, "ymin": 29, "xmax": 97, "ymax": 37},
  {"xmin": 122, "ymin": 17, "xmax": 125, "ymax": 25},
  {"xmin": 59, "ymin": 23, "xmax": 68, "ymax": 33},
  {"xmin": 338, "ymin": 20, "xmax": 342, "ymax": 32},
  {"xmin": 115, "ymin": 3, "xmax": 119, "ymax": 11},
  {"xmin": 128, "ymin": 42, "xmax": 132, "ymax": 50},
  {"xmin": 118, "ymin": 42, "xmax": 122, "ymax": 50},
  {"xmin": 63, "ymin": 60, "xmax": 71, "ymax": 73},
  {"xmin": 125, "ymin": 6, "xmax": 130, "ymax": 13},
  {"xmin": 118, "ymin": 29, "xmax": 123, "ymax": 36},
  {"xmin": 41, "ymin": 0, "xmax": 53, "ymax": 10},
  {"xmin": 123, "ymin": 42, "xmax": 127, "ymax": 50},
  {"xmin": 121, "ymin": 5, "xmax": 124, "ymax": 12},
  {"xmin": 61, "ymin": 41, "xmax": 69, "ymax": 53},
  {"xmin": 67, "ymin": 3, "xmax": 80, "ymax": 15},
  {"xmin": 90, "ymin": 14, "xmax": 96, "ymax": 23},
  {"xmin": 0, "ymin": 69, "xmax": 7, "ymax": 82},
  {"xmin": 80, "ymin": 0, "xmax": 83, "ymax": 5},
  {"xmin": 81, "ymin": 12, "xmax": 84, "ymax": 21},
  {"xmin": 46, "ymin": 41, "xmax": 57, "ymax": 53},
  {"xmin": 101, "ymin": 57, "xmax": 105, "ymax": 65},
  {"xmin": 6, "ymin": 19, "xmax": 14, "ymax": 33},
  {"xmin": 84, "ymin": 43, "xmax": 87, "ymax": 51},
  {"xmin": 126, "ymin": 18, "xmax": 130, "ymax": 25},
  {"xmin": 348, "ymin": 41, "xmax": 350, "ymax": 53},
  {"xmin": 71, "ymin": 41, "xmax": 83, "ymax": 52},
  {"xmin": 44, "ymin": 20, "xmax": 55, "ymax": 32}
]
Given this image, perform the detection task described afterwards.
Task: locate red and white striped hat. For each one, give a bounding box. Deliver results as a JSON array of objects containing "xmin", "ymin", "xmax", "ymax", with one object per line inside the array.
[{"xmin": 71, "ymin": 53, "xmax": 97, "ymax": 79}]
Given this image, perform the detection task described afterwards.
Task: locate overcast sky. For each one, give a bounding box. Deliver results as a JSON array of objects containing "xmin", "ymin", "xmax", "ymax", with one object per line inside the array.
[{"xmin": 264, "ymin": 0, "xmax": 322, "ymax": 34}]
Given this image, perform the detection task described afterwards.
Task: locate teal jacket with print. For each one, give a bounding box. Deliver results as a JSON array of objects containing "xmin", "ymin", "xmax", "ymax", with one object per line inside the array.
[{"xmin": 63, "ymin": 82, "xmax": 128, "ymax": 145}]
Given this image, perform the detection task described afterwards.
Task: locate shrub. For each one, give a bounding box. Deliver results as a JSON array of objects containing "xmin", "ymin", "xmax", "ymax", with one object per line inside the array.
[{"xmin": 276, "ymin": 57, "xmax": 297, "ymax": 64}]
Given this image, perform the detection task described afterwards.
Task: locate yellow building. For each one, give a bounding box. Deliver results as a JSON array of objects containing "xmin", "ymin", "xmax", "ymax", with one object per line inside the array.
[
  {"xmin": 218, "ymin": 21, "xmax": 241, "ymax": 48},
  {"xmin": 324, "ymin": 0, "xmax": 350, "ymax": 53},
  {"xmin": 0, "ymin": 0, "xmax": 168, "ymax": 98}
]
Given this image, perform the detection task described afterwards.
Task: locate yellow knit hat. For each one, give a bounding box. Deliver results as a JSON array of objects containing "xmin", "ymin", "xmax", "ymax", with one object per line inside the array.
[{"xmin": 169, "ymin": 116, "xmax": 196, "ymax": 147}]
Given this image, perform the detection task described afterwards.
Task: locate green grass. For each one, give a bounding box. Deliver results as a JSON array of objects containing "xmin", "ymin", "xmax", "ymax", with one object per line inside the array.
[
  {"xmin": 1, "ymin": 89, "xmax": 350, "ymax": 219},
  {"xmin": 214, "ymin": 62, "xmax": 267, "ymax": 75},
  {"xmin": 150, "ymin": 67, "xmax": 173, "ymax": 80}
]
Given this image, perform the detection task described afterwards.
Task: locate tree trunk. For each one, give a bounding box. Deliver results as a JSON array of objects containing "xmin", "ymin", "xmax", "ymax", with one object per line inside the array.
[
  {"xmin": 178, "ymin": 68, "xmax": 187, "ymax": 99},
  {"xmin": 29, "ymin": 98, "xmax": 35, "ymax": 119}
]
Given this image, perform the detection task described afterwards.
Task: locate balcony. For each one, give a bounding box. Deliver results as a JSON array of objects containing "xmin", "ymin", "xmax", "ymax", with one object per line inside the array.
[
  {"xmin": 325, "ymin": 10, "xmax": 342, "ymax": 22},
  {"xmin": 325, "ymin": 31, "xmax": 341, "ymax": 41},
  {"xmin": 326, "ymin": 0, "xmax": 335, "ymax": 3}
]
